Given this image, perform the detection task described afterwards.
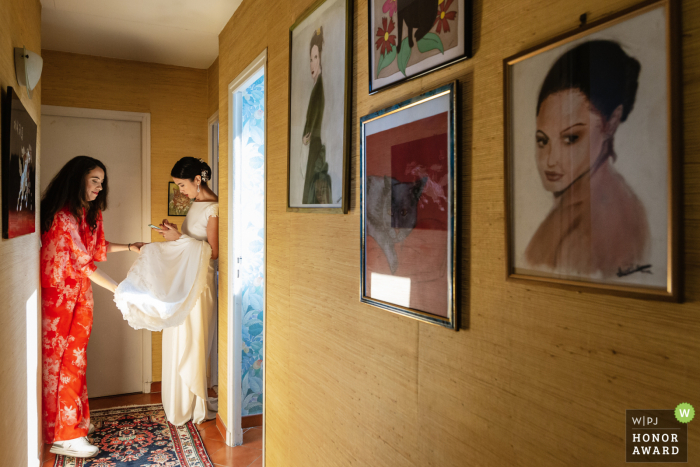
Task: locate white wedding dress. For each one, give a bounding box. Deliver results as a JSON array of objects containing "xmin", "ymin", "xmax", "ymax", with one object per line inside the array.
[
  {"xmin": 114, "ymin": 201, "xmax": 219, "ymax": 425},
  {"xmin": 162, "ymin": 201, "xmax": 219, "ymax": 425}
]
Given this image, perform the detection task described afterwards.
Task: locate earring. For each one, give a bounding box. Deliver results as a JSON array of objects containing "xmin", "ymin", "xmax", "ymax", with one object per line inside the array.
[{"xmin": 197, "ymin": 184, "xmax": 200, "ymax": 193}]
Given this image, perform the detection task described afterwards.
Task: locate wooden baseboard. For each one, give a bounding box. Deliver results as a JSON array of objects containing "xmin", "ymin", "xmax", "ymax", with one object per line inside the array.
[
  {"xmin": 242, "ymin": 414, "xmax": 263, "ymax": 428},
  {"xmin": 216, "ymin": 413, "xmax": 227, "ymax": 439},
  {"xmin": 150, "ymin": 381, "xmax": 161, "ymax": 393}
]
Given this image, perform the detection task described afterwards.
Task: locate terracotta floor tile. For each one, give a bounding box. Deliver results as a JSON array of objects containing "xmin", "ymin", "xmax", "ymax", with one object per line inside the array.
[
  {"xmin": 242, "ymin": 427, "xmax": 262, "ymax": 450},
  {"xmin": 248, "ymin": 456, "xmax": 263, "ymax": 467},
  {"xmin": 42, "ymin": 443, "xmax": 57, "ymax": 466},
  {"xmin": 209, "ymin": 445, "xmax": 261, "ymax": 466},
  {"xmin": 200, "ymin": 423, "xmax": 225, "ymax": 441},
  {"xmin": 202, "ymin": 436, "xmax": 227, "ymax": 457},
  {"xmin": 197, "ymin": 419, "xmax": 216, "ymax": 432}
]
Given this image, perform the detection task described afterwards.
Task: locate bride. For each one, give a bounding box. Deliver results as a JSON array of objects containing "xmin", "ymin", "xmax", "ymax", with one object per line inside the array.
[{"xmin": 156, "ymin": 157, "xmax": 219, "ymax": 425}]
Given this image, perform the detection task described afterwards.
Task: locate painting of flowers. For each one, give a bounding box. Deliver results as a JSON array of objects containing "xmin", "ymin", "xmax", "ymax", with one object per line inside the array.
[
  {"xmin": 168, "ymin": 182, "xmax": 191, "ymax": 216},
  {"xmin": 369, "ymin": 0, "xmax": 472, "ymax": 93}
]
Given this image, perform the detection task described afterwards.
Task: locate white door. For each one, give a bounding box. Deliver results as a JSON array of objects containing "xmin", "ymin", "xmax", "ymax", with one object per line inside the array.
[{"xmin": 41, "ymin": 110, "xmax": 148, "ymax": 397}]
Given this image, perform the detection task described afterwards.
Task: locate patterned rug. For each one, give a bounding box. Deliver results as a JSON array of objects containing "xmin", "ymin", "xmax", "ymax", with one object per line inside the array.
[{"xmin": 53, "ymin": 404, "xmax": 214, "ymax": 467}]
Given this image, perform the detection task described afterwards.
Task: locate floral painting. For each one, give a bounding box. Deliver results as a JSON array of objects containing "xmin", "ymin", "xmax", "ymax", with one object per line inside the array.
[
  {"xmin": 369, "ymin": 0, "xmax": 471, "ymax": 93},
  {"xmin": 168, "ymin": 182, "xmax": 191, "ymax": 216},
  {"xmin": 240, "ymin": 73, "xmax": 265, "ymax": 416}
]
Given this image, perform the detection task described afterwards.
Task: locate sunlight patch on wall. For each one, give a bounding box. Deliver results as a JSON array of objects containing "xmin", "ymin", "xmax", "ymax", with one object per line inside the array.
[{"xmin": 27, "ymin": 289, "xmax": 41, "ymax": 467}]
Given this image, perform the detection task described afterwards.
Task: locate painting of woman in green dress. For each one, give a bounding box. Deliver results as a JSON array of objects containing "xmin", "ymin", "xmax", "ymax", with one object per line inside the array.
[
  {"xmin": 287, "ymin": 0, "xmax": 350, "ymax": 212},
  {"xmin": 301, "ymin": 27, "xmax": 333, "ymax": 204}
]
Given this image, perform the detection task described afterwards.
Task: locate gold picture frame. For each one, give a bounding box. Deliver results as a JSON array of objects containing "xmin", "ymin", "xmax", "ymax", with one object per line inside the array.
[
  {"xmin": 286, "ymin": 0, "xmax": 352, "ymax": 213},
  {"xmin": 503, "ymin": 0, "xmax": 682, "ymax": 301}
]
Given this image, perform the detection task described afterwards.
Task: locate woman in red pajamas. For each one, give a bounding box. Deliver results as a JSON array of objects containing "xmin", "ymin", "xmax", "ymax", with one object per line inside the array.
[{"xmin": 40, "ymin": 156, "xmax": 144, "ymax": 458}]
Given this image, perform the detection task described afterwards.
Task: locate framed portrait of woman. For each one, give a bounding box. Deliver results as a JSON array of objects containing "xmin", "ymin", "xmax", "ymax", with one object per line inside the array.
[
  {"xmin": 360, "ymin": 82, "xmax": 458, "ymax": 328},
  {"xmin": 504, "ymin": 0, "xmax": 681, "ymax": 301},
  {"xmin": 368, "ymin": 0, "xmax": 472, "ymax": 94},
  {"xmin": 287, "ymin": 0, "xmax": 352, "ymax": 213}
]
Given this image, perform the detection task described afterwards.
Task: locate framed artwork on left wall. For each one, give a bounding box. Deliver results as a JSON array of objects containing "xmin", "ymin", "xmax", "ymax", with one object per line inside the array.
[
  {"xmin": 168, "ymin": 182, "xmax": 192, "ymax": 216},
  {"xmin": 287, "ymin": 0, "xmax": 352, "ymax": 213},
  {"xmin": 2, "ymin": 86, "xmax": 37, "ymax": 239}
]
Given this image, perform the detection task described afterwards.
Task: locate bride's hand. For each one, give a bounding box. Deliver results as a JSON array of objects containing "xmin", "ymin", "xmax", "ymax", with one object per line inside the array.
[
  {"xmin": 160, "ymin": 219, "xmax": 177, "ymax": 230},
  {"xmin": 158, "ymin": 223, "xmax": 182, "ymax": 241}
]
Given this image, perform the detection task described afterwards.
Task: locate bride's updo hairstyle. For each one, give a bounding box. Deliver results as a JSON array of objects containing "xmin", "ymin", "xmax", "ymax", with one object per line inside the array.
[{"xmin": 171, "ymin": 157, "xmax": 212, "ymax": 186}]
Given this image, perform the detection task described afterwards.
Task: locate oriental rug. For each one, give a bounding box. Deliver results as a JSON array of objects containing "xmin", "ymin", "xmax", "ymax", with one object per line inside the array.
[{"xmin": 53, "ymin": 403, "xmax": 214, "ymax": 467}]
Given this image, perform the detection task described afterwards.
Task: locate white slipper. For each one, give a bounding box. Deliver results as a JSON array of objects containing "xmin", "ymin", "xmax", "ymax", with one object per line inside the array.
[{"xmin": 50, "ymin": 436, "xmax": 99, "ymax": 458}]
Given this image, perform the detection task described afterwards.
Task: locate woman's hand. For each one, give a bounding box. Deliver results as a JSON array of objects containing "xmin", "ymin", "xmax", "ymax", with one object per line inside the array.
[
  {"xmin": 158, "ymin": 222, "xmax": 182, "ymax": 241},
  {"xmin": 131, "ymin": 242, "xmax": 148, "ymax": 253},
  {"xmin": 302, "ymin": 132, "xmax": 311, "ymax": 145}
]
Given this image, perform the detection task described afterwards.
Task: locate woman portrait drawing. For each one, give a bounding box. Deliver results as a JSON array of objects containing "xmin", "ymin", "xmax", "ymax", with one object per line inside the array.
[
  {"xmin": 287, "ymin": 0, "xmax": 350, "ymax": 212},
  {"xmin": 301, "ymin": 26, "xmax": 333, "ymax": 204},
  {"xmin": 525, "ymin": 40, "xmax": 650, "ymax": 278},
  {"xmin": 507, "ymin": 2, "xmax": 678, "ymax": 295}
]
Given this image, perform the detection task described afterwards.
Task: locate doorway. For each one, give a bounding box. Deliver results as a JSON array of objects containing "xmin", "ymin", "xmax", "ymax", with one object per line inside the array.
[
  {"xmin": 227, "ymin": 50, "xmax": 266, "ymax": 452},
  {"xmin": 40, "ymin": 105, "xmax": 152, "ymax": 398}
]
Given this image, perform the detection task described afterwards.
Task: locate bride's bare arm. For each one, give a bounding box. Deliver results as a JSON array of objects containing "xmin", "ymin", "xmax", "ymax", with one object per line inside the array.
[{"xmin": 207, "ymin": 216, "xmax": 219, "ymax": 260}]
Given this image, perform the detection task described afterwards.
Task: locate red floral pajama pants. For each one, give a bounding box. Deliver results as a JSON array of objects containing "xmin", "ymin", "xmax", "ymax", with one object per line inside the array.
[{"xmin": 41, "ymin": 277, "xmax": 93, "ymax": 443}]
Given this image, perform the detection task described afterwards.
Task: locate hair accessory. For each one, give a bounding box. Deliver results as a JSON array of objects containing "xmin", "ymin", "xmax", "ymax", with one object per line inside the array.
[{"xmin": 201, "ymin": 170, "xmax": 209, "ymax": 183}]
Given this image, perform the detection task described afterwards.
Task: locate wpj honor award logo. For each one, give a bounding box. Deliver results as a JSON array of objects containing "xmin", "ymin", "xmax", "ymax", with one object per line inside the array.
[{"xmin": 626, "ymin": 403, "xmax": 694, "ymax": 462}]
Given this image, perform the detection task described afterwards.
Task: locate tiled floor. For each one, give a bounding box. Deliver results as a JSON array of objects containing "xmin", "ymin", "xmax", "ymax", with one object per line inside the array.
[{"xmin": 42, "ymin": 391, "xmax": 262, "ymax": 467}]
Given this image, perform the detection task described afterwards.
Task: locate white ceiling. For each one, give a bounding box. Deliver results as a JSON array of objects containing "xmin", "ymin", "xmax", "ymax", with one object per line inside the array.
[{"xmin": 40, "ymin": 0, "xmax": 242, "ymax": 69}]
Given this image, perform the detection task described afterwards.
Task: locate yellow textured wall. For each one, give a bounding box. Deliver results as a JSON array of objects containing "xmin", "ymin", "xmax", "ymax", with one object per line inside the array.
[
  {"xmin": 0, "ymin": 0, "xmax": 43, "ymax": 464},
  {"xmin": 41, "ymin": 51, "xmax": 209, "ymax": 382},
  {"xmin": 208, "ymin": 58, "xmax": 219, "ymax": 118},
  {"xmin": 215, "ymin": 0, "xmax": 700, "ymax": 464}
]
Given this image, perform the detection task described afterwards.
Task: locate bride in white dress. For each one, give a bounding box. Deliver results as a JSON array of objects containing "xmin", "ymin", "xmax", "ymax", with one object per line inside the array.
[{"xmin": 157, "ymin": 157, "xmax": 219, "ymax": 425}]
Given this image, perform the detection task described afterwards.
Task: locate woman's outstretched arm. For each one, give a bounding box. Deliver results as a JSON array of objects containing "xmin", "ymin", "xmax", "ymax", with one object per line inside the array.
[
  {"xmin": 89, "ymin": 267, "xmax": 118, "ymax": 293},
  {"xmin": 107, "ymin": 242, "xmax": 146, "ymax": 253}
]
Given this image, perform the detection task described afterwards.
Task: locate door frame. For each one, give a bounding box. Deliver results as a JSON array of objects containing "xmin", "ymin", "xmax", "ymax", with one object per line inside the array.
[
  {"xmin": 40, "ymin": 105, "xmax": 153, "ymax": 393},
  {"xmin": 208, "ymin": 110, "xmax": 219, "ymax": 195},
  {"xmin": 227, "ymin": 48, "xmax": 267, "ymax": 453}
]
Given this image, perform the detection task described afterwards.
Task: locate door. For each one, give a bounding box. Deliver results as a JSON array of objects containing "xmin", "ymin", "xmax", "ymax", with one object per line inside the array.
[
  {"xmin": 227, "ymin": 51, "xmax": 266, "ymax": 447},
  {"xmin": 40, "ymin": 109, "xmax": 149, "ymax": 397}
]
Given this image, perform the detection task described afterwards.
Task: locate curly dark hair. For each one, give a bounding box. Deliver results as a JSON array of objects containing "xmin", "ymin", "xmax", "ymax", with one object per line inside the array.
[{"xmin": 40, "ymin": 156, "xmax": 108, "ymax": 234}]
